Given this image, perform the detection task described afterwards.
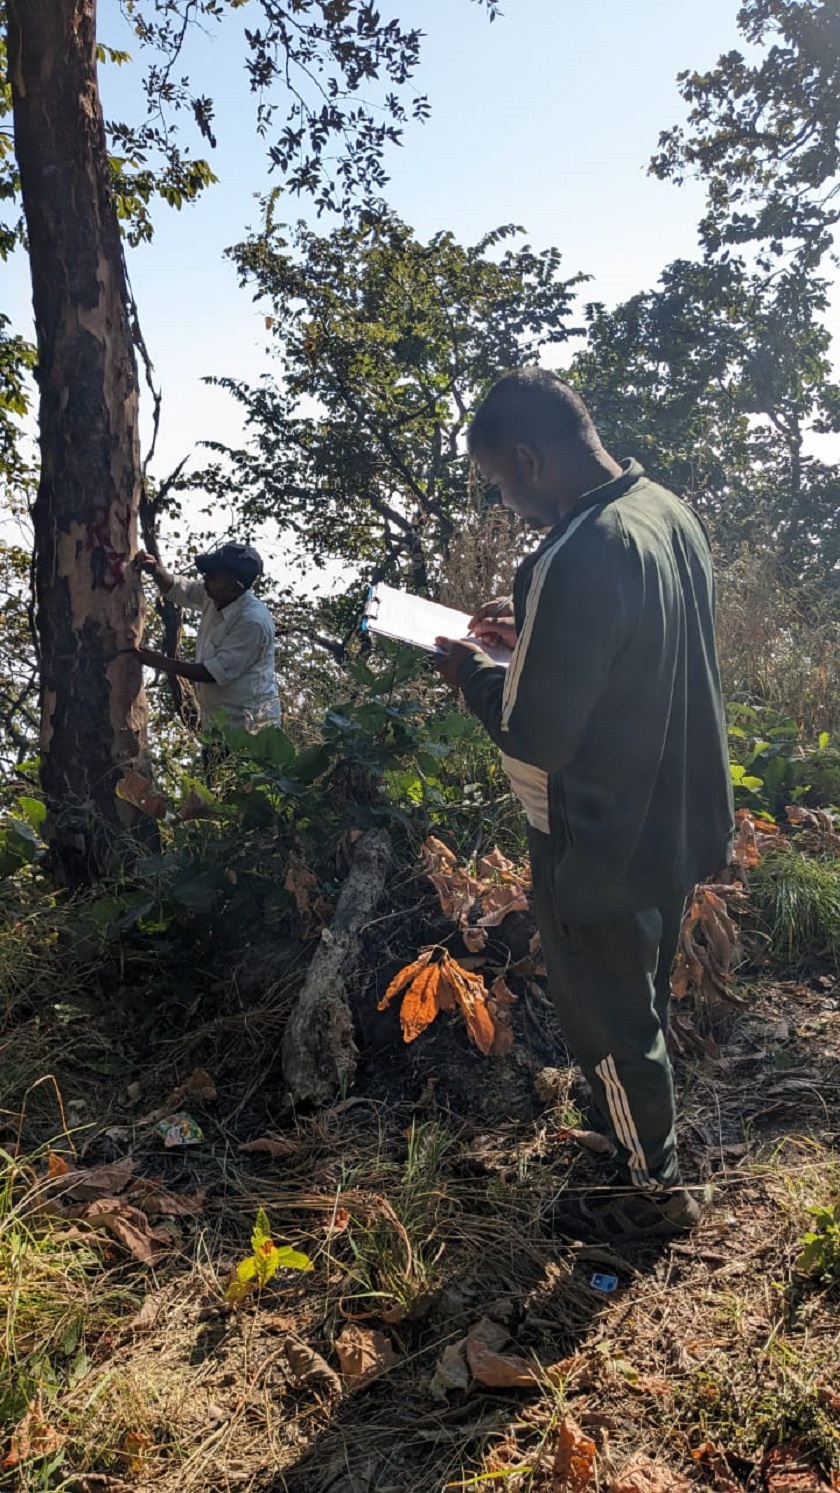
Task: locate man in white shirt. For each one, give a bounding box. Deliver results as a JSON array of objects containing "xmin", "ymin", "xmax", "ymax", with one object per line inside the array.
[{"xmin": 133, "ymin": 542, "xmax": 281, "ymax": 731}]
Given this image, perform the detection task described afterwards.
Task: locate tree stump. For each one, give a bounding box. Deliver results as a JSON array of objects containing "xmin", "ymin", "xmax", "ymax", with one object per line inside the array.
[{"xmin": 282, "ymin": 827, "xmax": 392, "ymax": 1105}]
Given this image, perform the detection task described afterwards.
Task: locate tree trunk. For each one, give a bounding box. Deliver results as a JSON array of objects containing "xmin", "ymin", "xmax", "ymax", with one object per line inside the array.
[
  {"xmin": 7, "ymin": 0, "xmax": 148, "ymax": 882},
  {"xmin": 282, "ymin": 828, "xmax": 393, "ymax": 1106}
]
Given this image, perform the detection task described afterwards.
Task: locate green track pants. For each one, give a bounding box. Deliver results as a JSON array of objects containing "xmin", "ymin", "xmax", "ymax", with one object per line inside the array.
[{"xmin": 530, "ymin": 842, "xmax": 685, "ymax": 1190}]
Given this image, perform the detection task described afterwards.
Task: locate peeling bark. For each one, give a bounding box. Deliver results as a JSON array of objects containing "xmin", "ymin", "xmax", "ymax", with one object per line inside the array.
[
  {"xmin": 282, "ymin": 828, "xmax": 393, "ymax": 1106},
  {"xmin": 7, "ymin": 0, "xmax": 149, "ymax": 881}
]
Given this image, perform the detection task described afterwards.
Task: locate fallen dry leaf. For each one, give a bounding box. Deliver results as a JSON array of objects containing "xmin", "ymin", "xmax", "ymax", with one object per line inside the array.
[
  {"xmin": 429, "ymin": 1341, "xmax": 470, "ymax": 1400},
  {"xmin": 129, "ymin": 1292, "xmax": 166, "ymax": 1333},
  {"xmin": 610, "ymin": 1452, "xmax": 690, "ymax": 1493},
  {"xmin": 377, "ymin": 949, "xmax": 434, "ymax": 1011},
  {"xmin": 335, "ymin": 1325, "xmax": 398, "ymax": 1388},
  {"xmin": 477, "ymin": 885, "xmax": 530, "ymax": 926},
  {"xmin": 284, "ymin": 853, "xmax": 325, "ymax": 937},
  {"xmin": 115, "ymin": 771, "xmax": 167, "ymax": 820},
  {"xmin": 427, "ymin": 867, "xmax": 477, "ymax": 925},
  {"xmin": 127, "ymin": 1180, "xmax": 206, "ymax": 1218},
  {"xmin": 83, "ymin": 1198, "xmax": 169, "ymax": 1264},
  {"xmin": 672, "ymin": 883, "xmax": 745, "ymax": 1007},
  {"xmin": 422, "ymin": 835, "xmax": 458, "ymax": 870},
  {"xmin": 59, "ymin": 1157, "xmax": 137, "ymax": 1201},
  {"xmin": 165, "ymin": 1067, "xmax": 217, "ymax": 1107},
  {"xmin": 558, "ymin": 1126, "xmax": 616, "ymax": 1156},
  {"xmin": 1, "ymin": 1391, "xmax": 63, "ymax": 1468},
  {"xmin": 763, "ymin": 1445, "xmax": 829, "ymax": 1493},
  {"xmin": 284, "ymin": 1338, "xmax": 342, "ymax": 1395},
  {"xmin": 462, "ymin": 926, "xmax": 489, "ymax": 953},
  {"xmin": 379, "ymin": 950, "xmax": 506, "ymax": 1056},
  {"xmin": 731, "ymin": 809, "xmax": 762, "ymax": 870},
  {"xmin": 489, "ymin": 975, "xmax": 516, "ymax": 1056},
  {"xmin": 465, "ymin": 1316, "xmax": 540, "ymax": 1389},
  {"xmin": 46, "ymin": 1151, "xmax": 70, "ymax": 1179},
  {"xmin": 237, "ymin": 1135, "xmax": 298, "ymax": 1159},
  {"xmin": 324, "ymin": 1206, "xmax": 350, "ymax": 1234},
  {"xmin": 490, "ymin": 975, "xmax": 517, "ymax": 1006},
  {"xmin": 400, "ymin": 963, "xmax": 445, "ymax": 1043},
  {"xmin": 552, "ymin": 1414, "xmax": 597, "ymax": 1493},
  {"xmin": 445, "ymin": 961, "xmax": 497, "ymax": 1054},
  {"xmin": 476, "ymin": 846, "xmax": 517, "ymax": 879}
]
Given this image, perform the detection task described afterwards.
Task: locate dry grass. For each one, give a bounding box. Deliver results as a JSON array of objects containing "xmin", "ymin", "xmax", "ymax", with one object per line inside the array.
[
  {"xmin": 2, "ymin": 970, "xmax": 840, "ymax": 1493},
  {"xmin": 716, "ymin": 550, "xmax": 840, "ymax": 738}
]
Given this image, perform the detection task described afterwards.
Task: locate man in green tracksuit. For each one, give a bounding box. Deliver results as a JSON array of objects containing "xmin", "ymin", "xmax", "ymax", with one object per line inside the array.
[{"xmin": 435, "ymin": 368, "xmax": 733, "ymax": 1239}]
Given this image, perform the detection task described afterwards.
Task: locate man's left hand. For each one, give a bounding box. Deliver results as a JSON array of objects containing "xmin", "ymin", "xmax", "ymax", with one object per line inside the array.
[{"xmin": 433, "ymin": 637, "xmax": 482, "ymax": 690}]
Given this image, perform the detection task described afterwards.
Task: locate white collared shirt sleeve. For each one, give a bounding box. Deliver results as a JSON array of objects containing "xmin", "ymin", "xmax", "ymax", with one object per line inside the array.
[{"xmin": 164, "ymin": 577, "xmax": 208, "ymax": 610}]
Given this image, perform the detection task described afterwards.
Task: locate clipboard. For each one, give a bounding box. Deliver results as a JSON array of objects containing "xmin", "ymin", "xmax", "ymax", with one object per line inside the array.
[{"xmin": 362, "ymin": 582, "xmax": 511, "ymax": 667}]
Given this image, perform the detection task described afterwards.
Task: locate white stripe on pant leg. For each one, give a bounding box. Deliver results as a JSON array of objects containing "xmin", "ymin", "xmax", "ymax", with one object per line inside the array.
[{"xmin": 595, "ymin": 1055, "xmax": 651, "ymax": 1187}]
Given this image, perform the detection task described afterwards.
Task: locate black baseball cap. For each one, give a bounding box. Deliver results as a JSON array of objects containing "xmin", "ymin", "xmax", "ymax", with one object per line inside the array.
[{"xmin": 195, "ymin": 542, "xmax": 264, "ymax": 589}]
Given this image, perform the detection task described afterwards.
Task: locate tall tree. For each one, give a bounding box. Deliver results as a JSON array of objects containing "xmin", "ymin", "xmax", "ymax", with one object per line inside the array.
[
  {"xmin": 198, "ymin": 213, "xmax": 582, "ymax": 651},
  {"xmin": 651, "ymin": 0, "xmax": 840, "ymax": 270},
  {"xmin": 3, "ymin": 0, "xmax": 501, "ymax": 880},
  {"xmin": 7, "ymin": 0, "xmax": 148, "ymax": 883},
  {"xmin": 570, "ymin": 257, "xmax": 840, "ymax": 581}
]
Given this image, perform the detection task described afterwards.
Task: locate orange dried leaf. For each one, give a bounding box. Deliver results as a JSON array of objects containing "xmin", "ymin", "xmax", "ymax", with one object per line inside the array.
[
  {"xmin": 2, "ymin": 1392, "xmax": 62, "ymax": 1469},
  {"xmin": 377, "ymin": 949, "xmax": 434, "ymax": 1011},
  {"xmin": 116, "ymin": 771, "xmax": 167, "ymax": 820},
  {"xmin": 46, "ymin": 1152, "xmax": 70, "ymax": 1179},
  {"xmin": 552, "ymin": 1414, "xmax": 596, "ymax": 1493},
  {"xmin": 732, "ymin": 812, "xmax": 761, "ymax": 870},
  {"xmin": 446, "ymin": 961, "xmax": 497, "ymax": 1055},
  {"xmin": 421, "ymin": 835, "xmax": 458, "ymax": 870},
  {"xmin": 400, "ymin": 963, "xmax": 444, "ymax": 1043},
  {"xmin": 436, "ymin": 970, "xmax": 459, "ymax": 1013}
]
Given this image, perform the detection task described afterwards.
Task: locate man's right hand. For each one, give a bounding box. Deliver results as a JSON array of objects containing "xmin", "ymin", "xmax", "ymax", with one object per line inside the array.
[
  {"xmin": 469, "ymin": 596, "xmax": 517, "ymax": 652},
  {"xmin": 133, "ymin": 552, "xmax": 174, "ymax": 592}
]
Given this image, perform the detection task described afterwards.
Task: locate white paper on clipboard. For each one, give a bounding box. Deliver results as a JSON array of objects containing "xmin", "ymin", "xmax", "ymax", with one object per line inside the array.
[{"xmin": 362, "ymin": 582, "xmax": 511, "ymax": 667}]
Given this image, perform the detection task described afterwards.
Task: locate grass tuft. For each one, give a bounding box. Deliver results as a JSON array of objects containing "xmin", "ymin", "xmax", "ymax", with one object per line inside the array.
[{"xmin": 751, "ymin": 851, "xmax": 840, "ymax": 957}]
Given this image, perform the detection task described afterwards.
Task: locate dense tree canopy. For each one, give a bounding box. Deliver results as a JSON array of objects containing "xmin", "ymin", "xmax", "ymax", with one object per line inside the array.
[
  {"xmin": 652, "ymin": 0, "xmax": 840, "ymax": 268},
  {"xmin": 195, "ymin": 214, "xmax": 583, "ymax": 641},
  {"xmin": 570, "ymin": 257, "xmax": 840, "ymax": 580}
]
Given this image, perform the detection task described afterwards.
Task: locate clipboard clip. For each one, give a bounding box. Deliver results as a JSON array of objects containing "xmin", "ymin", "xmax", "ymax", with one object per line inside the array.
[{"xmin": 361, "ymin": 584, "xmax": 381, "ymax": 631}]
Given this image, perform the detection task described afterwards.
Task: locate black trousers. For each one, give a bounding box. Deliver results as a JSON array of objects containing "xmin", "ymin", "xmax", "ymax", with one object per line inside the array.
[{"xmin": 530, "ymin": 842, "xmax": 685, "ymax": 1190}]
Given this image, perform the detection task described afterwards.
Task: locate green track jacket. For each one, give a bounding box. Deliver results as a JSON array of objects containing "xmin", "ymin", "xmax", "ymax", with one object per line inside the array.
[{"xmin": 458, "ymin": 460, "xmax": 734, "ymax": 919}]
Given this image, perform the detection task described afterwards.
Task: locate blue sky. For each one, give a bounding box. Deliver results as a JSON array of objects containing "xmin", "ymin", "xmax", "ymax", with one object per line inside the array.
[{"xmin": 9, "ymin": 0, "xmax": 747, "ymax": 484}]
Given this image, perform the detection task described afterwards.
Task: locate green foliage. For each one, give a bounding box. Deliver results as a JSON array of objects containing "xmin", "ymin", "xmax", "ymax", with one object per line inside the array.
[
  {"xmin": 225, "ymin": 1206, "xmax": 313, "ymax": 1306},
  {"xmin": 726, "ymin": 702, "xmax": 840, "ymax": 818},
  {"xmin": 196, "ymin": 213, "xmax": 582, "ymax": 647},
  {"xmin": 797, "ymin": 1200, "xmax": 840, "ymax": 1282},
  {"xmin": 751, "ymin": 851, "xmax": 840, "ymax": 958},
  {"xmin": 569, "ymin": 259, "xmax": 840, "ymax": 578},
  {"xmin": 726, "ymin": 702, "xmax": 804, "ymax": 816},
  {"xmin": 651, "ymin": 0, "xmax": 840, "ymax": 271}
]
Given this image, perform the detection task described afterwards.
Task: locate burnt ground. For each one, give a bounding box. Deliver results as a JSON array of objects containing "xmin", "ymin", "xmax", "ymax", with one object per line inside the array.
[{"xmin": 2, "ymin": 882, "xmax": 840, "ymax": 1493}]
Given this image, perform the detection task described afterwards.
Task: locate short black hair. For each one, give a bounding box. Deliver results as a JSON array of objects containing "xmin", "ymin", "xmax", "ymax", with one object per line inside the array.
[{"xmin": 468, "ymin": 367, "xmax": 598, "ymax": 459}]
